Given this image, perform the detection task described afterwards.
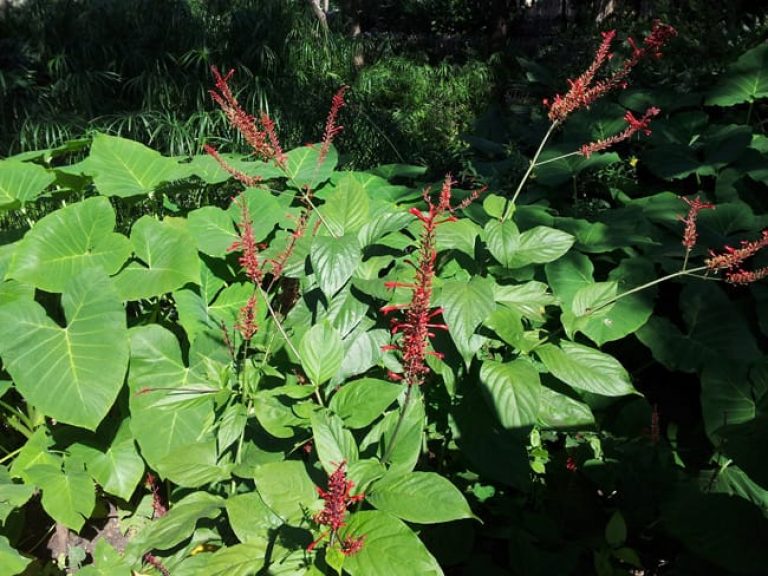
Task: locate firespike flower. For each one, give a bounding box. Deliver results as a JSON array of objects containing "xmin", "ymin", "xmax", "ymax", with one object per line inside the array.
[
  {"xmin": 235, "ymin": 294, "xmax": 259, "ymax": 341},
  {"xmin": 228, "ymin": 196, "xmax": 263, "ymax": 285},
  {"xmin": 382, "ymin": 176, "xmax": 483, "ymax": 386},
  {"xmin": 705, "ymin": 230, "xmax": 768, "ymax": 285},
  {"xmin": 544, "ymin": 20, "xmax": 676, "ymax": 123},
  {"xmin": 319, "ymin": 86, "xmax": 348, "ymax": 167},
  {"xmin": 307, "ymin": 461, "xmax": 365, "ymax": 556},
  {"xmin": 679, "ymin": 196, "xmax": 715, "ymax": 250},
  {"xmin": 580, "ymin": 107, "xmax": 660, "ymax": 158}
]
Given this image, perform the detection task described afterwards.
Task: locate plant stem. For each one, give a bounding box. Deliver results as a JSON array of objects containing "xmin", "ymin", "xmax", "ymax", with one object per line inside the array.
[
  {"xmin": 381, "ymin": 383, "xmax": 415, "ymax": 466},
  {"xmin": 532, "ymin": 150, "xmax": 581, "ymax": 167},
  {"xmin": 256, "ymin": 285, "xmax": 304, "ymax": 367},
  {"xmin": 502, "ymin": 121, "xmax": 559, "ymax": 221}
]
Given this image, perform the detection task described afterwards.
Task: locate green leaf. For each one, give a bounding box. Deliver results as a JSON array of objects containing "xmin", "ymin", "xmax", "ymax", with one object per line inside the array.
[
  {"xmin": 0, "ymin": 535, "xmax": 31, "ymax": 576},
  {"xmin": 84, "ymin": 133, "xmax": 177, "ymax": 197},
  {"xmin": 371, "ymin": 164, "xmax": 427, "ymax": 180},
  {"xmin": 25, "ymin": 459, "xmax": 94, "ymax": 532},
  {"xmin": 329, "ymin": 378, "xmax": 403, "ymax": 429},
  {"xmin": 485, "ymin": 219, "xmax": 520, "ymax": 268},
  {"xmin": 321, "ymin": 174, "xmax": 371, "ymax": 235},
  {"xmin": 537, "ymin": 386, "xmax": 595, "ymax": 429},
  {"xmin": 0, "ymin": 268, "xmax": 128, "ymax": 430},
  {"xmin": 436, "ymin": 219, "xmax": 480, "ymax": 257},
  {"xmin": 68, "ymin": 419, "xmax": 144, "ymax": 501},
  {"xmin": 284, "ymin": 145, "xmax": 337, "ymax": 190},
  {"xmin": 311, "ymin": 234, "xmax": 361, "ymax": 297},
  {"xmin": 128, "ymin": 325, "xmax": 217, "ymax": 481},
  {"xmin": 114, "ymin": 216, "xmax": 200, "ymax": 300},
  {"xmin": 7, "ymin": 196, "xmax": 131, "ymax": 292},
  {"xmin": 508, "ymin": 226, "xmax": 575, "ymax": 268},
  {"xmin": 720, "ymin": 414, "xmax": 768, "ymax": 490},
  {"xmin": 226, "ymin": 492, "xmax": 282, "ymax": 544},
  {"xmin": 0, "ymin": 468, "xmax": 35, "ymax": 523},
  {"xmin": 535, "ymin": 148, "xmax": 620, "ymax": 187},
  {"xmin": 342, "ymin": 511, "xmax": 443, "ymax": 576},
  {"xmin": 74, "ymin": 539, "xmax": 132, "ymax": 576},
  {"xmin": 382, "ymin": 396, "xmax": 425, "ymax": 474},
  {"xmin": 700, "ymin": 363, "xmax": 764, "ymax": 440},
  {"xmin": 439, "ymin": 277, "xmax": 496, "ymax": 365},
  {"xmin": 0, "ymin": 159, "xmax": 54, "ymax": 210},
  {"xmin": 493, "ymin": 281, "xmax": 554, "ymax": 322},
  {"xmin": 605, "ymin": 511, "xmax": 627, "ymax": 548},
  {"xmin": 479, "ymin": 360, "xmax": 541, "ymax": 429},
  {"xmin": 642, "ymin": 145, "xmax": 700, "ymax": 180},
  {"xmin": 706, "ymin": 44, "xmax": 768, "ymax": 106},
  {"xmin": 252, "ymin": 460, "xmax": 318, "ymax": 524},
  {"xmin": 128, "ymin": 491, "xmax": 223, "ymax": 554},
  {"xmin": 367, "ymin": 472, "xmax": 476, "ymax": 524},
  {"xmin": 190, "ymin": 542, "xmax": 267, "ymax": 576},
  {"xmin": 229, "ymin": 186, "xmax": 284, "ymax": 243},
  {"xmin": 299, "ymin": 321, "xmax": 344, "ymax": 385},
  {"xmin": 187, "ymin": 206, "xmax": 238, "ymax": 257},
  {"xmin": 311, "ymin": 409, "xmax": 359, "ymax": 474},
  {"xmin": 535, "ymin": 341, "xmax": 636, "ymax": 397}
]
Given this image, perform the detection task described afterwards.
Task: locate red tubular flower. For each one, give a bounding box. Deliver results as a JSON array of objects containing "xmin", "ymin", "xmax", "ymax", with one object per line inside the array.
[
  {"xmin": 235, "ymin": 294, "xmax": 259, "ymax": 341},
  {"xmin": 228, "ymin": 196, "xmax": 263, "ymax": 285},
  {"xmin": 725, "ymin": 267, "xmax": 768, "ymax": 285},
  {"xmin": 579, "ymin": 106, "xmax": 660, "ymax": 158},
  {"xmin": 382, "ymin": 176, "xmax": 483, "ymax": 386},
  {"xmin": 308, "ymin": 461, "xmax": 365, "ymax": 555},
  {"xmin": 705, "ymin": 230, "xmax": 768, "ymax": 271},
  {"xmin": 545, "ymin": 21, "xmax": 676, "ymax": 123},
  {"xmin": 318, "ymin": 86, "xmax": 348, "ymax": 167},
  {"xmin": 679, "ymin": 196, "xmax": 715, "ymax": 251}
]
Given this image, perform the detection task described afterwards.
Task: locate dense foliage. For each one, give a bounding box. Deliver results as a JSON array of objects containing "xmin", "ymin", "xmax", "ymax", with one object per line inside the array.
[{"xmin": 1, "ymin": 6, "xmax": 768, "ymax": 576}]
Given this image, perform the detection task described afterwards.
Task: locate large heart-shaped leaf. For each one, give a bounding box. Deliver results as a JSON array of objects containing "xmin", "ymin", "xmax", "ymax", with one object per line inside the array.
[
  {"xmin": 114, "ymin": 216, "xmax": 200, "ymax": 300},
  {"xmin": 83, "ymin": 133, "xmax": 178, "ymax": 197},
  {"xmin": 187, "ymin": 206, "xmax": 238, "ymax": 257},
  {"xmin": 0, "ymin": 159, "xmax": 55, "ymax": 210},
  {"xmin": 0, "ymin": 268, "xmax": 128, "ymax": 430},
  {"xmin": 284, "ymin": 145, "xmax": 337, "ymax": 190},
  {"xmin": 706, "ymin": 44, "xmax": 768, "ymax": 106},
  {"xmin": 127, "ymin": 325, "xmax": 218, "ymax": 481},
  {"xmin": 321, "ymin": 174, "xmax": 371, "ymax": 235},
  {"xmin": 8, "ymin": 196, "xmax": 131, "ymax": 292},
  {"xmin": 25, "ymin": 459, "xmax": 95, "ymax": 532}
]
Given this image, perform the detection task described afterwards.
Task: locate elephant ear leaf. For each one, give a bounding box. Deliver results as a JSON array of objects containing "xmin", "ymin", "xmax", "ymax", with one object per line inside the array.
[
  {"xmin": 706, "ymin": 44, "xmax": 768, "ymax": 106},
  {"xmin": 0, "ymin": 268, "xmax": 129, "ymax": 430}
]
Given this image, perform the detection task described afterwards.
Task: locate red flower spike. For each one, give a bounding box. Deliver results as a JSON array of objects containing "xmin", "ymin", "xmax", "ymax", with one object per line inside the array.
[
  {"xmin": 319, "ymin": 86, "xmax": 348, "ymax": 167},
  {"xmin": 705, "ymin": 230, "xmax": 768, "ymax": 271},
  {"xmin": 308, "ymin": 461, "xmax": 365, "ymax": 555},
  {"xmin": 382, "ymin": 175, "xmax": 483, "ymax": 386},
  {"xmin": 680, "ymin": 196, "xmax": 715, "ymax": 251},
  {"xmin": 726, "ymin": 267, "xmax": 768, "ymax": 285},
  {"xmin": 235, "ymin": 294, "xmax": 259, "ymax": 341},
  {"xmin": 545, "ymin": 21, "xmax": 676, "ymax": 123},
  {"xmin": 228, "ymin": 196, "xmax": 264, "ymax": 285},
  {"xmin": 580, "ymin": 107, "xmax": 660, "ymax": 158},
  {"xmin": 341, "ymin": 535, "xmax": 365, "ymax": 556}
]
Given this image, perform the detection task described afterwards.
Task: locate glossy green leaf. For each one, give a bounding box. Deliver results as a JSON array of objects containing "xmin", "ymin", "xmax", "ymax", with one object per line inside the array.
[
  {"xmin": 701, "ymin": 363, "xmax": 764, "ymax": 439},
  {"xmin": 187, "ymin": 206, "xmax": 238, "ymax": 257},
  {"xmin": 190, "ymin": 542, "xmax": 268, "ymax": 576},
  {"xmin": 67, "ymin": 419, "xmax": 144, "ymax": 501},
  {"xmin": 439, "ymin": 277, "xmax": 496, "ymax": 365},
  {"xmin": 0, "ymin": 268, "xmax": 128, "ymax": 430},
  {"xmin": 311, "ymin": 234, "xmax": 361, "ymax": 297},
  {"xmin": 74, "ymin": 539, "xmax": 132, "ymax": 576},
  {"xmin": 706, "ymin": 44, "xmax": 768, "ymax": 106},
  {"xmin": 436, "ymin": 219, "xmax": 480, "ymax": 257},
  {"xmin": 226, "ymin": 492, "xmax": 282, "ymax": 544},
  {"xmin": 25, "ymin": 459, "xmax": 94, "ymax": 532},
  {"xmin": 479, "ymin": 360, "xmax": 541, "ymax": 429},
  {"xmin": 7, "ymin": 196, "xmax": 131, "ymax": 292},
  {"xmin": 536, "ymin": 341, "xmax": 635, "ymax": 397},
  {"xmin": 0, "ymin": 159, "xmax": 54, "ymax": 209},
  {"xmin": 128, "ymin": 325, "xmax": 217, "ymax": 481},
  {"xmin": 229, "ymin": 186, "xmax": 285, "ymax": 244},
  {"xmin": 128, "ymin": 491, "xmax": 223, "ymax": 554},
  {"xmin": 485, "ymin": 219, "xmax": 520, "ymax": 268},
  {"xmin": 0, "ymin": 535, "xmax": 31, "ymax": 576},
  {"xmin": 284, "ymin": 145, "xmax": 337, "ymax": 190},
  {"xmin": 367, "ymin": 472, "xmax": 476, "ymax": 524},
  {"xmin": 321, "ymin": 174, "xmax": 371, "ymax": 235},
  {"xmin": 0, "ymin": 467, "xmax": 35, "ymax": 523},
  {"xmin": 507, "ymin": 226, "xmax": 575, "ymax": 268},
  {"xmin": 252, "ymin": 461, "xmax": 318, "ymax": 524},
  {"xmin": 330, "ymin": 378, "xmax": 403, "ymax": 429},
  {"xmin": 311, "ymin": 409, "xmax": 359, "ymax": 474},
  {"xmin": 537, "ymin": 386, "xmax": 595, "ymax": 429},
  {"xmin": 493, "ymin": 281, "xmax": 554, "ymax": 322},
  {"xmin": 299, "ymin": 321, "xmax": 344, "ymax": 385},
  {"xmin": 382, "ymin": 395, "xmax": 425, "ymax": 474},
  {"xmin": 114, "ymin": 216, "xmax": 200, "ymax": 300},
  {"xmin": 546, "ymin": 251, "xmax": 593, "ymax": 304},
  {"xmin": 84, "ymin": 133, "xmax": 177, "ymax": 197},
  {"xmin": 342, "ymin": 511, "xmax": 443, "ymax": 576},
  {"xmin": 720, "ymin": 414, "xmax": 768, "ymax": 490}
]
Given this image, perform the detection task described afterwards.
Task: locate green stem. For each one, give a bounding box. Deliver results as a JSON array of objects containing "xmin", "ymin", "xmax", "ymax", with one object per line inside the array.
[
  {"xmin": 502, "ymin": 121, "xmax": 559, "ymax": 221},
  {"xmin": 532, "ymin": 150, "xmax": 581, "ymax": 167},
  {"xmin": 381, "ymin": 383, "xmax": 415, "ymax": 466},
  {"xmin": 256, "ymin": 285, "xmax": 304, "ymax": 376}
]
